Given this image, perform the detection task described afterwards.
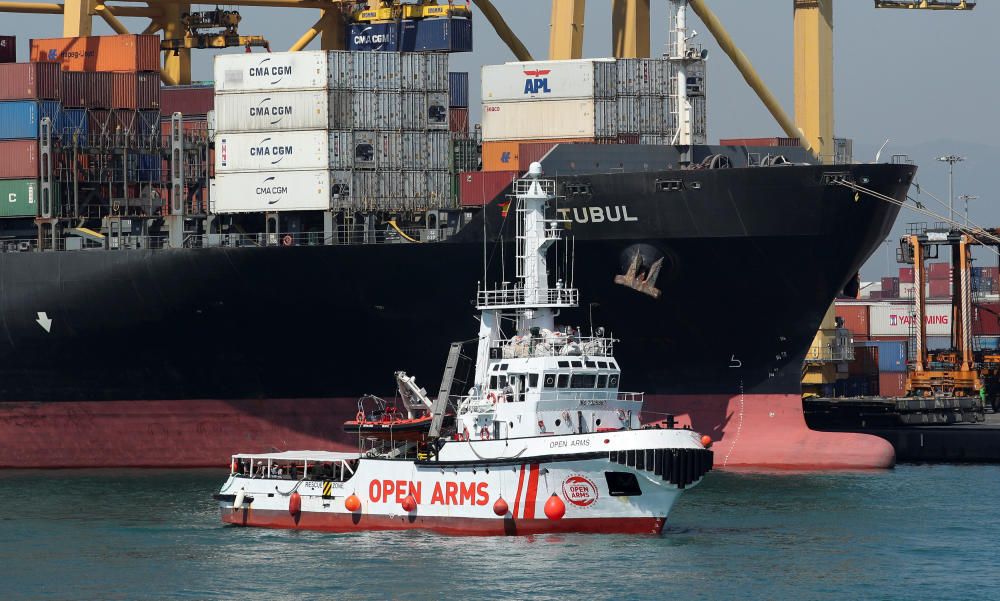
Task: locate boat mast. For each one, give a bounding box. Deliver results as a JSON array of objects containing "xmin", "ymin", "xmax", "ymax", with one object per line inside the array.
[
  {"xmin": 473, "ymin": 163, "xmax": 579, "ymax": 381},
  {"xmin": 670, "ymin": 0, "xmax": 692, "ymax": 146}
]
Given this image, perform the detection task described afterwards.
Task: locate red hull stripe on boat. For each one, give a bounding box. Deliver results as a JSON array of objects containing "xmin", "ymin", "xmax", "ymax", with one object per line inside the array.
[
  {"xmin": 523, "ymin": 464, "xmax": 540, "ymax": 519},
  {"xmin": 512, "ymin": 463, "xmax": 527, "ymax": 518},
  {"xmin": 221, "ymin": 508, "xmax": 667, "ymax": 536}
]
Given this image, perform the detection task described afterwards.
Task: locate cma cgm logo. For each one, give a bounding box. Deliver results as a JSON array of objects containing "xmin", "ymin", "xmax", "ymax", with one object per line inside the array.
[
  {"xmin": 250, "ymin": 137, "xmax": 293, "ymax": 165},
  {"xmin": 523, "ymin": 69, "xmax": 552, "ymax": 95},
  {"xmin": 249, "ymin": 57, "xmax": 292, "ymax": 86},
  {"xmin": 888, "ymin": 314, "xmax": 948, "ymax": 327},
  {"xmin": 257, "ymin": 176, "xmax": 287, "ymax": 205},
  {"xmin": 250, "ymin": 97, "xmax": 292, "ymax": 126}
]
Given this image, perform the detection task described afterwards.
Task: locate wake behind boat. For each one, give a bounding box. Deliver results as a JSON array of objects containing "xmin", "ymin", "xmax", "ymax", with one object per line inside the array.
[{"xmin": 214, "ymin": 164, "xmax": 713, "ymax": 535}]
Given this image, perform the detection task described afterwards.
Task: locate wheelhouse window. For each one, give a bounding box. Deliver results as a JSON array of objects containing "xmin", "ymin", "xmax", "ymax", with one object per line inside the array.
[
  {"xmin": 543, "ymin": 373, "xmax": 556, "ymax": 388},
  {"xmin": 571, "ymin": 374, "xmax": 596, "ymax": 388},
  {"xmin": 529, "ymin": 374, "xmax": 539, "ymax": 388},
  {"xmin": 571, "ymin": 361, "xmax": 583, "ymax": 368},
  {"xmin": 597, "ymin": 374, "xmax": 608, "ymax": 388},
  {"xmin": 585, "ymin": 360, "xmax": 596, "ymax": 368},
  {"xmin": 490, "ymin": 376, "xmax": 498, "ymax": 389},
  {"xmin": 558, "ymin": 360, "xmax": 570, "ymax": 368},
  {"xmin": 598, "ymin": 361, "xmax": 608, "ymax": 369},
  {"xmin": 608, "ymin": 374, "xmax": 620, "ymax": 388},
  {"xmin": 557, "ymin": 374, "xmax": 570, "ymax": 388}
]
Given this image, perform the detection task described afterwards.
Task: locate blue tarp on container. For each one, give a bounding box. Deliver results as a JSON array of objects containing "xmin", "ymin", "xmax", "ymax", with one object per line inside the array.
[
  {"xmin": 346, "ymin": 22, "xmax": 401, "ymax": 51},
  {"xmin": 56, "ymin": 108, "xmax": 87, "ymax": 137},
  {"xmin": 859, "ymin": 340, "xmax": 908, "ymax": 372},
  {"xmin": 401, "ymin": 18, "xmax": 473, "ymax": 53},
  {"xmin": 449, "ymin": 72, "xmax": 469, "ymax": 107},
  {"xmin": 0, "ymin": 100, "xmax": 60, "ymax": 140}
]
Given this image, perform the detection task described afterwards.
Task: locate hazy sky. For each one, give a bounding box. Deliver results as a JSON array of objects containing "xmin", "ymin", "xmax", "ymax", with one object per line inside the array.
[{"xmin": 4, "ymin": 1, "xmax": 997, "ymax": 276}]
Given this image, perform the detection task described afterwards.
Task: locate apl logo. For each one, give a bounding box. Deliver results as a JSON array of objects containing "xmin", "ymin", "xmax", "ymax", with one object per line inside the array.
[
  {"xmin": 500, "ymin": 152, "xmax": 512, "ymax": 164},
  {"xmin": 523, "ymin": 69, "xmax": 552, "ymax": 95},
  {"xmin": 562, "ymin": 475, "xmax": 598, "ymax": 507},
  {"xmin": 47, "ymin": 49, "xmax": 57, "ymax": 61}
]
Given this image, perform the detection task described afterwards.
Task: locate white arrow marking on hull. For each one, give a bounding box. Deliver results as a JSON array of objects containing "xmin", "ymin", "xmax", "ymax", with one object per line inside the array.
[{"xmin": 36, "ymin": 312, "xmax": 52, "ymax": 333}]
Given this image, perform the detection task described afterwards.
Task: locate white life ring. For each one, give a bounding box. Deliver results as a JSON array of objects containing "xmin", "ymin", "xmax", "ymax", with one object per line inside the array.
[{"xmin": 487, "ymin": 392, "xmax": 498, "ymax": 404}]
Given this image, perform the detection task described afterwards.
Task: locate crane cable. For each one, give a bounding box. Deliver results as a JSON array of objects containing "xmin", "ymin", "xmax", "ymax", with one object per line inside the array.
[{"xmin": 835, "ymin": 180, "xmax": 1000, "ymax": 257}]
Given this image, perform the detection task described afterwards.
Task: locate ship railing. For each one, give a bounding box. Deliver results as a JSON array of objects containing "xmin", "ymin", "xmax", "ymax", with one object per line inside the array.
[
  {"xmin": 494, "ymin": 335, "xmax": 617, "ymax": 358},
  {"xmin": 513, "ymin": 178, "xmax": 557, "ymax": 197},
  {"xmin": 477, "ymin": 286, "xmax": 579, "ymax": 308},
  {"xmin": 183, "ymin": 226, "xmax": 455, "ymax": 249},
  {"xmin": 804, "ymin": 343, "xmax": 855, "ymax": 363}
]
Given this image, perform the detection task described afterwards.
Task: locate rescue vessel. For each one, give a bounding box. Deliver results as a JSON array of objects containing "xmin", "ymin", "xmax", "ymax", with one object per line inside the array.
[{"xmin": 213, "ymin": 164, "xmax": 713, "ymax": 535}]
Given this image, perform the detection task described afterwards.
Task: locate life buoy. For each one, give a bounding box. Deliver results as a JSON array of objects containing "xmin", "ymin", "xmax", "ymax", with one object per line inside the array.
[
  {"xmin": 281, "ymin": 234, "xmax": 293, "ymax": 247},
  {"xmin": 356, "ymin": 410, "xmax": 365, "ymax": 422},
  {"xmin": 480, "ymin": 427, "xmax": 491, "ymax": 440},
  {"xmin": 487, "ymin": 392, "xmax": 498, "ymax": 404},
  {"xmin": 617, "ymin": 409, "xmax": 627, "ymax": 421}
]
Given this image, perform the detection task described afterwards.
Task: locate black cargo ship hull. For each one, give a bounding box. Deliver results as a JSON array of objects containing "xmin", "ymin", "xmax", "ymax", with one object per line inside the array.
[{"xmin": 0, "ymin": 157, "xmax": 916, "ymax": 468}]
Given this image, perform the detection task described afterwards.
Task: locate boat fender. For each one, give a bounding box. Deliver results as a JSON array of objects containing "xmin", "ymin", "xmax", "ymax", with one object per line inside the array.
[
  {"xmin": 233, "ymin": 488, "xmax": 246, "ymax": 510},
  {"xmin": 544, "ymin": 494, "xmax": 566, "ymax": 520},
  {"xmin": 493, "ymin": 496, "xmax": 509, "ymax": 516},
  {"xmin": 401, "ymin": 494, "xmax": 417, "ymax": 513},
  {"xmin": 345, "ymin": 494, "xmax": 361, "ymax": 512},
  {"xmin": 487, "ymin": 392, "xmax": 497, "ymax": 404},
  {"xmin": 356, "ymin": 411, "xmax": 365, "ymax": 422},
  {"xmin": 701, "ymin": 435, "xmax": 713, "ymax": 449},
  {"xmin": 617, "ymin": 409, "xmax": 627, "ymax": 422},
  {"xmin": 281, "ymin": 235, "xmax": 293, "ymax": 247},
  {"xmin": 480, "ymin": 426, "xmax": 491, "ymax": 440},
  {"xmin": 288, "ymin": 491, "xmax": 302, "ymax": 516}
]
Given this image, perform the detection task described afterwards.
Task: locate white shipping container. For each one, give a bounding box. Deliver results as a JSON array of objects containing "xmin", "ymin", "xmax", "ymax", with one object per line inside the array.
[
  {"xmin": 869, "ymin": 302, "xmax": 953, "ymax": 337},
  {"xmin": 214, "ymin": 90, "xmax": 353, "ymax": 133},
  {"xmin": 401, "ymin": 53, "xmax": 449, "ymax": 92},
  {"xmin": 214, "ymin": 170, "xmax": 331, "ymax": 213},
  {"xmin": 481, "ymin": 59, "xmax": 617, "ymax": 103},
  {"xmin": 617, "ymin": 96, "xmax": 640, "ymax": 134},
  {"xmin": 329, "ymin": 131, "xmax": 353, "ymax": 170},
  {"xmin": 353, "ymin": 91, "xmax": 402, "ymax": 130},
  {"xmin": 351, "ymin": 51, "xmax": 401, "ymax": 90},
  {"xmin": 482, "ymin": 99, "xmax": 605, "ymax": 141},
  {"xmin": 215, "ymin": 130, "xmax": 330, "ymax": 172},
  {"xmin": 215, "ymin": 51, "xmax": 331, "ymax": 94}
]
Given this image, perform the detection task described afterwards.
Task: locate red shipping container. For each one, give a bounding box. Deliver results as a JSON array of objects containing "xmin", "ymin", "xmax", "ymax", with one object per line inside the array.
[
  {"xmin": 0, "ymin": 36, "xmax": 15, "ymax": 63},
  {"xmin": 0, "ymin": 62, "xmax": 61, "ymax": 100},
  {"xmin": 160, "ymin": 85, "xmax": 214, "ymax": 117},
  {"xmin": 617, "ymin": 133, "xmax": 640, "ymax": 144},
  {"xmin": 0, "ymin": 139, "xmax": 38, "ymax": 178},
  {"xmin": 878, "ymin": 372, "xmax": 906, "ymax": 397},
  {"xmin": 110, "ymin": 72, "xmax": 159, "ymax": 110},
  {"xmin": 974, "ymin": 302, "xmax": 1000, "ymax": 336},
  {"xmin": 30, "ymin": 34, "xmax": 160, "ymax": 72},
  {"xmin": 719, "ymin": 137, "xmax": 800, "ymax": 147},
  {"xmin": 927, "ymin": 263, "xmax": 951, "ymax": 280},
  {"xmin": 449, "ymin": 106, "xmax": 469, "ymax": 134},
  {"xmin": 458, "ymin": 171, "xmax": 518, "ymax": 207},
  {"xmin": 61, "ymin": 71, "xmax": 113, "ymax": 108},
  {"xmin": 899, "ymin": 267, "xmax": 914, "ymax": 283},
  {"xmin": 836, "ymin": 304, "xmax": 870, "ymax": 337},
  {"xmin": 928, "ymin": 279, "xmax": 951, "ymax": 298}
]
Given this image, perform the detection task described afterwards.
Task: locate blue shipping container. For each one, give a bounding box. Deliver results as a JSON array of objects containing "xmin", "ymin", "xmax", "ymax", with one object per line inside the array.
[
  {"xmin": 56, "ymin": 108, "xmax": 87, "ymax": 137},
  {"xmin": 346, "ymin": 22, "xmax": 401, "ymax": 52},
  {"xmin": 449, "ymin": 71, "xmax": 469, "ymax": 107},
  {"xmin": 0, "ymin": 100, "xmax": 60, "ymax": 140},
  {"xmin": 401, "ymin": 18, "xmax": 473, "ymax": 53},
  {"xmin": 977, "ymin": 336, "xmax": 1000, "ymax": 350},
  {"xmin": 859, "ymin": 340, "xmax": 908, "ymax": 372}
]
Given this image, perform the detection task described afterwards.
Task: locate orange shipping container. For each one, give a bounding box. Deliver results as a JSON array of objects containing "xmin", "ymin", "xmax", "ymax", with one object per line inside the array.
[
  {"xmin": 482, "ymin": 138, "xmax": 598, "ymax": 172},
  {"xmin": 836, "ymin": 304, "xmax": 870, "ymax": 338},
  {"xmin": 30, "ymin": 34, "xmax": 160, "ymax": 72}
]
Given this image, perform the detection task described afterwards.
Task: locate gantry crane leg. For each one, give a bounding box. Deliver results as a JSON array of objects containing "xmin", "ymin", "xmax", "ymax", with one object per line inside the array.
[
  {"xmin": 62, "ymin": 0, "xmax": 93, "ymax": 36},
  {"xmin": 793, "ymin": 0, "xmax": 834, "ymax": 163},
  {"xmin": 162, "ymin": 2, "xmax": 192, "ymax": 85},
  {"xmin": 611, "ymin": 0, "xmax": 650, "ymax": 59},
  {"xmin": 320, "ymin": 8, "xmax": 345, "ymax": 50},
  {"xmin": 549, "ymin": 0, "xmax": 586, "ymax": 60}
]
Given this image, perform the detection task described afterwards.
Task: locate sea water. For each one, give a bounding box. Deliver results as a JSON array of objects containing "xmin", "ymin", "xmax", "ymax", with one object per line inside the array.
[{"xmin": 1, "ymin": 465, "xmax": 999, "ymax": 600}]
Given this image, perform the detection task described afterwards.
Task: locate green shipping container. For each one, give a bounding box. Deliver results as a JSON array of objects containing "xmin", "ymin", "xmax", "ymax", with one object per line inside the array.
[{"xmin": 0, "ymin": 179, "xmax": 46, "ymax": 217}]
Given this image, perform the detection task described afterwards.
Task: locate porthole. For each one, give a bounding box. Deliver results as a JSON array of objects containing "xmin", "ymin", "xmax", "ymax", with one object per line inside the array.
[{"xmin": 555, "ymin": 419, "xmax": 562, "ymax": 427}]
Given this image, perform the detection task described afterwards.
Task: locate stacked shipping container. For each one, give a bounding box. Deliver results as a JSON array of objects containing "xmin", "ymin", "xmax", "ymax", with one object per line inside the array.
[{"xmin": 213, "ymin": 50, "xmax": 453, "ymax": 213}]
